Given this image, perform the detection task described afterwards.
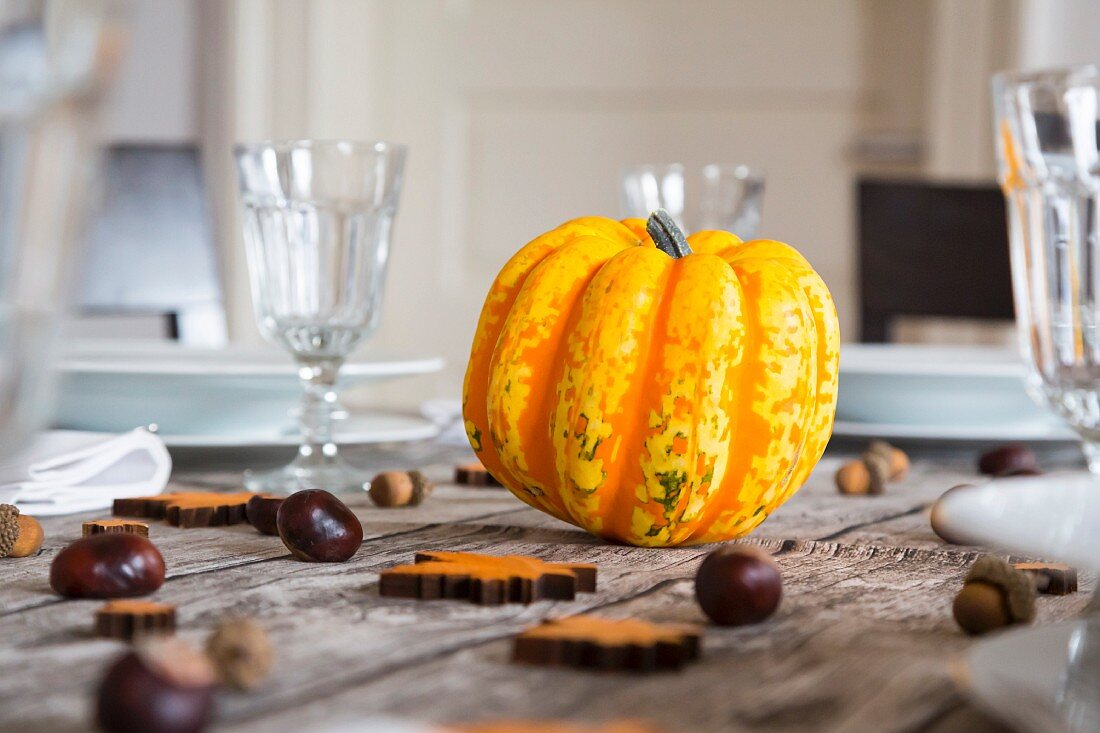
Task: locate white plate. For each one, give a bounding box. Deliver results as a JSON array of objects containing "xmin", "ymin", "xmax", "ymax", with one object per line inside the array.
[
  {"xmin": 962, "ymin": 620, "xmax": 1093, "ymax": 733},
  {"xmin": 160, "ymin": 412, "xmax": 440, "ymax": 449},
  {"xmin": 932, "ymin": 473, "xmax": 1100, "ymax": 571},
  {"xmin": 838, "ymin": 344, "xmax": 1050, "ymax": 429},
  {"xmin": 55, "ymin": 340, "xmax": 445, "ymax": 435},
  {"xmin": 832, "ymin": 419, "xmax": 1077, "ymax": 443}
]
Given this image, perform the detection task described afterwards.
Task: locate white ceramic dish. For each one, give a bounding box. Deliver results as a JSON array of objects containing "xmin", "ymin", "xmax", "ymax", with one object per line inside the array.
[
  {"xmin": 55, "ymin": 340, "xmax": 444, "ymax": 435},
  {"xmin": 831, "ymin": 419, "xmax": 1076, "ymax": 443},
  {"xmin": 838, "ymin": 344, "xmax": 1050, "ymax": 429},
  {"xmin": 932, "ymin": 473, "xmax": 1100, "ymax": 571},
  {"xmin": 938, "ymin": 475, "xmax": 1100, "ymax": 732},
  {"xmin": 159, "ymin": 412, "xmax": 440, "ymax": 448},
  {"xmin": 962, "ymin": 620, "xmax": 1090, "ymax": 733}
]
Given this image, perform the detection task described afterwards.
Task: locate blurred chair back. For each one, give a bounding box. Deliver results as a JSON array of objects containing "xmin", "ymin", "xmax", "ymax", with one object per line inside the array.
[
  {"xmin": 74, "ymin": 144, "xmax": 226, "ymax": 346},
  {"xmin": 858, "ymin": 178, "xmax": 1013, "ymax": 342}
]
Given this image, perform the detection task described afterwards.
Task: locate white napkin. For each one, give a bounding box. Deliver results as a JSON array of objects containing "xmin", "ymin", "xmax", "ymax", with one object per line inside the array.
[{"xmin": 0, "ymin": 428, "xmax": 171, "ymax": 515}]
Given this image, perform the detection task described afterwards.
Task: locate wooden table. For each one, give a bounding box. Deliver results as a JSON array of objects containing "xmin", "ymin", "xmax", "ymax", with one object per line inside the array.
[{"xmin": 0, "ymin": 441, "xmax": 1090, "ymax": 733}]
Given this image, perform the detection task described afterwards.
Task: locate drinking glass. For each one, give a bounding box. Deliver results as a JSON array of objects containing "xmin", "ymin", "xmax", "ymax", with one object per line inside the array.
[
  {"xmin": 995, "ymin": 66, "xmax": 1100, "ymax": 472},
  {"xmin": 234, "ymin": 140, "xmax": 406, "ymax": 494},
  {"xmin": 620, "ymin": 163, "xmax": 765, "ymax": 238},
  {"xmin": 0, "ymin": 0, "xmax": 123, "ymax": 458}
]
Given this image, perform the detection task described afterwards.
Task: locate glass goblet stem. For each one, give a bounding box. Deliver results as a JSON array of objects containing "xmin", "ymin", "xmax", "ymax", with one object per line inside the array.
[
  {"xmin": 293, "ymin": 358, "xmax": 347, "ymax": 470},
  {"xmin": 1082, "ymin": 441, "xmax": 1100, "ymax": 475}
]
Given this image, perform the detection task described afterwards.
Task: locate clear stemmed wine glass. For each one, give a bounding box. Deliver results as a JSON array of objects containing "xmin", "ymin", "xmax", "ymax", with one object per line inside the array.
[
  {"xmin": 234, "ymin": 140, "xmax": 406, "ymax": 494},
  {"xmin": 620, "ymin": 163, "xmax": 765, "ymax": 238},
  {"xmin": 994, "ymin": 66, "xmax": 1100, "ymax": 472}
]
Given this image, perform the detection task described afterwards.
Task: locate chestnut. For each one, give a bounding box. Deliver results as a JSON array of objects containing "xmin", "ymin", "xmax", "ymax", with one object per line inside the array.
[
  {"xmin": 276, "ymin": 489, "xmax": 363, "ymax": 562},
  {"xmin": 96, "ymin": 637, "xmax": 215, "ymax": 733},
  {"xmin": 695, "ymin": 545, "xmax": 782, "ymax": 626},
  {"xmin": 245, "ymin": 495, "xmax": 284, "ymax": 535},
  {"xmin": 50, "ymin": 533, "xmax": 165, "ymax": 598},
  {"xmin": 978, "ymin": 444, "xmax": 1037, "ymax": 476}
]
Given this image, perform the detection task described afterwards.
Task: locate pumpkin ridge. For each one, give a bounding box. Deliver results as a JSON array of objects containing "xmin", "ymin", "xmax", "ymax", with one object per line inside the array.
[
  {"xmin": 661, "ymin": 254, "xmax": 744, "ymax": 546},
  {"xmin": 464, "ymin": 217, "xmax": 638, "ymax": 485},
  {"xmin": 783, "ymin": 264, "xmax": 840, "ymax": 491},
  {"xmin": 488, "ymin": 236, "xmax": 628, "ymax": 519},
  {"xmin": 615, "ymin": 257, "xmax": 690, "ymax": 545},
  {"xmin": 691, "ymin": 259, "xmax": 804, "ymax": 541},
  {"xmin": 554, "ymin": 247, "xmax": 673, "ymax": 538},
  {"xmin": 600, "ymin": 253, "xmax": 677, "ymax": 543},
  {"xmin": 683, "ymin": 258, "xmax": 754, "ymax": 544}
]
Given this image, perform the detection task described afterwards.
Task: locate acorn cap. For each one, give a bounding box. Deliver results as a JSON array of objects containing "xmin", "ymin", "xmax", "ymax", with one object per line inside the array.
[
  {"xmin": 408, "ymin": 470, "xmax": 434, "ymax": 505},
  {"xmin": 206, "ymin": 617, "xmax": 274, "ymax": 691},
  {"xmin": 965, "ymin": 556, "xmax": 1036, "ymax": 622},
  {"xmin": 0, "ymin": 504, "xmax": 19, "ymax": 558},
  {"xmin": 859, "ymin": 448, "xmax": 891, "ymax": 494}
]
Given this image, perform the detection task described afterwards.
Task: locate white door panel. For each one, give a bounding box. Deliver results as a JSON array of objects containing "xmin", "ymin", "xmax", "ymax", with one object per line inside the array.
[{"xmin": 210, "ymin": 0, "xmax": 862, "ymax": 407}]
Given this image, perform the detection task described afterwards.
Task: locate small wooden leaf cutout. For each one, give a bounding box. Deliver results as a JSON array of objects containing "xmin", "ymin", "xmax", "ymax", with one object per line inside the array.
[
  {"xmin": 95, "ymin": 599, "xmax": 176, "ymax": 641},
  {"xmin": 114, "ymin": 492, "xmax": 258, "ymax": 528},
  {"xmin": 82, "ymin": 519, "xmax": 149, "ymax": 537},
  {"xmin": 455, "ymin": 461, "xmax": 502, "ymax": 487},
  {"xmin": 451, "ymin": 720, "xmax": 667, "ymax": 733},
  {"xmin": 379, "ymin": 551, "xmax": 597, "ymax": 605},
  {"xmin": 1014, "ymin": 562, "xmax": 1079, "ymax": 595},
  {"xmin": 513, "ymin": 615, "xmax": 702, "ymax": 672}
]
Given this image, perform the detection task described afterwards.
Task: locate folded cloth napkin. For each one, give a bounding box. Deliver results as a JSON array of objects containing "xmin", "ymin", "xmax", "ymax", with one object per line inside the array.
[{"xmin": 0, "ymin": 428, "xmax": 171, "ymax": 516}]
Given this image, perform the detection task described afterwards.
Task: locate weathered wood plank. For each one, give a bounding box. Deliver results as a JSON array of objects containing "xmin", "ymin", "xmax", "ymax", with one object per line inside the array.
[
  {"xmin": 0, "ymin": 444, "xmax": 1087, "ymax": 733},
  {"xmin": 3, "ymin": 485, "xmax": 524, "ymax": 615},
  {"xmin": 1, "ymin": 527, "xmax": 1088, "ymax": 732}
]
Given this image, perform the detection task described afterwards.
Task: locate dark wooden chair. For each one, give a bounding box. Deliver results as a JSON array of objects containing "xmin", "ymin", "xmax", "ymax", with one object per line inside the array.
[
  {"xmin": 857, "ymin": 178, "xmax": 1014, "ymax": 342},
  {"xmin": 74, "ymin": 144, "xmax": 227, "ymax": 345}
]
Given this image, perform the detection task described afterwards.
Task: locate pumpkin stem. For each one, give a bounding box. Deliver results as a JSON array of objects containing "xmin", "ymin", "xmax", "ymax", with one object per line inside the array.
[{"xmin": 647, "ymin": 209, "xmax": 693, "ymax": 259}]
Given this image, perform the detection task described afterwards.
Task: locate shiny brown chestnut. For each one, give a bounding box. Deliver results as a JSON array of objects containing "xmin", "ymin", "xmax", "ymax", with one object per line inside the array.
[
  {"xmin": 96, "ymin": 637, "xmax": 215, "ymax": 733},
  {"xmin": 245, "ymin": 495, "xmax": 284, "ymax": 535},
  {"xmin": 276, "ymin": 489, "xmax": 363, "ymax": 562},
  {"xmin": 695, "ymin": 545, "xmax": 782, "ymax": 626},
  {"xmin": 978, "ymin": 444, "xmax": 1037, "ymax": 476},
  {"xmin": 50, "ymin": 533, "xmax": 165, "ymax": 598}
]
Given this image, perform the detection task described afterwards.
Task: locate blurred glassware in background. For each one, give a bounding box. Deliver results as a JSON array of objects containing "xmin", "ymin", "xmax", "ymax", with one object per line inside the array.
[
  {"xmin": 1059, "ymin": 615, "xmax": 1100, "ymax": 733},
  {"xmin": 620, "ymin": 163, "xmax": 765, "ymax": 238},
  {"xmin": 0, "ymin": 0, "xmax": 124, "ymax": 459},
  {"xmin": 234, "ymin": 139, "xmax": 407, "ymax": 494},
  {"xmin": 994, "ymin": 66, "xmax": 1100, "ymax": 472}
]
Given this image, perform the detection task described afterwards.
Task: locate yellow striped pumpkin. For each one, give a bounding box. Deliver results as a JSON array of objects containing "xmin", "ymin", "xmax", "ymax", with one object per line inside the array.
[{"xmin": 462, "ymin": 211, "xmax": 839, "ymax": 547}]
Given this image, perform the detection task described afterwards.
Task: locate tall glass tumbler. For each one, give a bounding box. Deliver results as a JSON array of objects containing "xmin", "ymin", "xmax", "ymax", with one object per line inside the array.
[
  {"xmin": 234, "ymin": 140, "xmax": 406, "ymax": 494},
  {"xmin": 994, "ymin": 66, "xmax": 1100, "ymax": 471},
  {"xmin": 620, "ymin": 163, "xmax": 765, "ymax": 238}
]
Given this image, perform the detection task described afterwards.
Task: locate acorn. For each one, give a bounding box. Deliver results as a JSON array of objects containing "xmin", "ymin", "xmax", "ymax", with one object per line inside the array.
[
  {"xmin": 368, "ymin": 470, "xmax": 434, "ymax": 508},
  {"xmin": 952, "ymin": 556, "xmax": 1036, "ymax": 635},
  {"xmin": 835, "ymin": 441, "xmax": 909, "ymax": 495},
  {"xmin": 0, "ymin": 504, "xmax": 44, "ymax": 558},
  {"xmin": 206, "ymin": 618, "xmax": 274, "ymax": 691}
]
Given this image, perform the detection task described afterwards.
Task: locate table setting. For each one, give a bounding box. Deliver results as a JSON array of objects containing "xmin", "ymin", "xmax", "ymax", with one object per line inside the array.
[{"xmin": 6, "ymin": 4, "xmax": 1100, "ymax": 733}]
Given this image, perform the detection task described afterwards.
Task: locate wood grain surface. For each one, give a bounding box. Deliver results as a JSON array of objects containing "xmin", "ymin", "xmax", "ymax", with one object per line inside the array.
[{"xmin": 0, "ymin": 441, "xmax": 1090, "ymax": 733}]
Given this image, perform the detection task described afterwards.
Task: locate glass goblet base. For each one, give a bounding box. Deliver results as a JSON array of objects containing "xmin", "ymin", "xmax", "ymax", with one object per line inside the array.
[{"xmin": 244, "ymin": 447, "xmax": 367, "ymax": 495}]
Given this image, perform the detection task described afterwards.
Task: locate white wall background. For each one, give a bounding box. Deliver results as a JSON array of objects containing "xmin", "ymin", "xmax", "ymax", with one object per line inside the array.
[
  {"xmin": 102, "ymin": 0, "xmax": 196, "ymax": 143},
  {"xmin": 102, "ymin": 0, "xmax": 1100, "ymax": 407}
]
